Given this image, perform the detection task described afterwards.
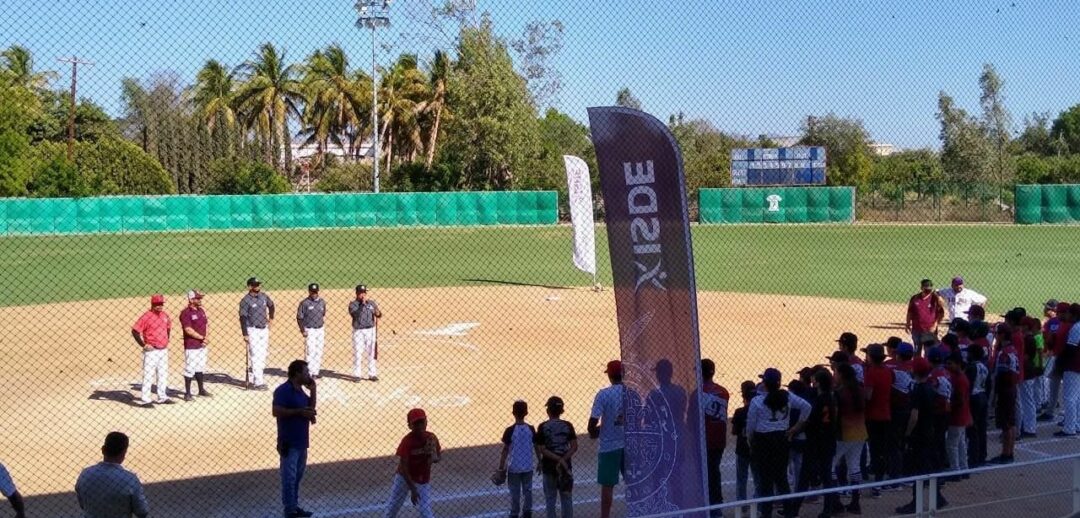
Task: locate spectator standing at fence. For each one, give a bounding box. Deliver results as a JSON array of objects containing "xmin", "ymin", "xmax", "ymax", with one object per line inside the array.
[
  {"xmin": 131, "ymin": 294, "xmax": 173, "ymax": 406},
  {"xmin": 296, "ymin": 284, "xmax": 327, "ymax": 378},
  {"xmin": 349, "ymin": 284, "xmax": 382, "ymax": 382},
  {"xmin": 0, "ymin": 461, "xmax": 25, "ymax": 518},
  {"xmin": 907, "ymin": 279, "xmax": 945, "ymax": 351},
  {"xmin": 1056, "ymin": 304, "xmax": 1080, "ymax": 437},
  {"xmin": 535, "ymin": 396, "xmax": 577, "ymax": 518},
  {"xmin": 991, "ymin": 325, "xmax": 1020, "ymax": 463},
  {"xmin": 861, "ymin": 344, "xmax": 893, "ymax": 495},
  {"xmin": 588, "ymin": 360, "xmax": 626, "ymax": 518},
  {"xmin": 836, "ymin": 333, "xmax": 864, "ymax": 383},
  {"xmin": 785, "ymin": 378, "xmax": 811, "ymax": 493},
  {"xmin": 926, "ymin": 347, "xmax": 953, "ymax": 466},
  {"xmin": 179, "ymin": 289, "xmax": 211, "ymax": 401},
  {"xmin": 1040, "ymin": 301, "xmax": 1065, "ymax": 422},
  {"xmin": 730, "ymin": 380, "xmax": 756, "ymax": 509},
  {"xmin": 791, "ymin": 369, "xmax": 838, "ymax": 518},
  {"xmin": 938, "ymin": 276, "xmax": 987, "ymax": 323},
  {"xmin": 273, "ymin": 360, "xmax": 317, "ymax": 518},
  {"xmin": 239, "ymin": 277, "xmax": 275, "ymax": 390},
  {"xmin": 690, "ymin": 359, "xmax": 730, "ymax": 516},
  {"xmin": 896, "ymin": 358, "xmax": 948, "ymax": 514},
  {"xmin": 386, "ymin": 408, "xmax": 441, "ymax": 518},
  {"xmin": 829, "ymin": 363, "xmax": 866, "ymax": 515},
  {"xmin": 1019, "ymin": 321, "xmax": 1042, "ymax": 439},
  {"xmin": 965, "ymin": 345, "xmax": 991, "ymax": 467},
  {"xmin": 884, "ymin": 342, "xmax": 915, "ymax": 485},
  {"xmin": 75, "ymin": 432, "xmax": 149, "ymax": 518},
  {"xmin": 747, "ymin": 367, "xmax": 810, "ymax": 518},
  {"xmin": 498, "ymin": 400, "xmax": 536, "ymax": 518}
]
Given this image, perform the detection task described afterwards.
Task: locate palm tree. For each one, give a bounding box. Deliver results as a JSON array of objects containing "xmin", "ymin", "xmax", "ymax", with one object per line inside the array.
[
  {"xmin": 301, "ymin": 44, "xmax": 370, "ymax": 167},
  {"xmin": 1, "ymin": 45, "xmax": 57, "ymax": 90},
  {"xmin": 192, "ymin": 60, "xmax": 237, "ymax": 132},
  {"xmin": 422, "ymin": 50, "xmax": 450, "ymax": 170},
  {"xmin": 377, "ymin": 54, "xmax": 429, "ymax": 174},
  {"xmin": 233, "ymin": 43, "xmax": 304, "ymax": 172}
]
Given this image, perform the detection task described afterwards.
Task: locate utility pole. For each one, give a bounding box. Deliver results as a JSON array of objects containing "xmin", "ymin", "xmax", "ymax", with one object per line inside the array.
[
  {"xmin": 356, "ymin": 0, "xmax": 391, "ymax": 193},
  {"xmin": 57, "ymin": 56, "xmax": 94, "ymax": 162}
]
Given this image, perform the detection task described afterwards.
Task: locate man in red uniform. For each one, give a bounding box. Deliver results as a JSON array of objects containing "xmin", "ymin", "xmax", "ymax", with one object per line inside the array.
[
  {"xmin": 945, "ymin": 353, "xmax": 972, "ymax": 477},
  {"xmin": 862, "ymin": 344, "xmax": 893, "ymax": 490},
  {"xmin": 907, "ymin": 279, "xmax": 945, "ymax": 354},
  {"xmin": 131, "ymin": 294, "xmax": 173, "ymax": 406},
  {"xmin": 693, "ymin": 359, "xmax": 730, "ymax": 515}
]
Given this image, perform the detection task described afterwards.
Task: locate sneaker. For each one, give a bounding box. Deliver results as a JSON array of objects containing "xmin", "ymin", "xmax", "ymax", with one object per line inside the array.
[
  {"xmin": 158, "ymin": 398, "xmax": 175, "ymax": 405},
  {"xmin": 295, "ymin": 509, "xmax": 314, "ymax": 518},
  {"xmin": 138, "ymin": 400, "xmax": 154, "ymax": 408},
  {"xmin": 1053, "ymin": 431, "xmax": 1077, "ymax": 437},
  {"xmin": 845, "ymin": 502, "xmax": 861, "ymax": 515},
  {"xmin": 370, "ymin": 376, "xmax": 379, "ymax": 382},
  {"xmin": 198, "ymin": 390, "xmax": 213, "ymax": 397},
  {"xmin": 989, "ymin": 455, "xmax": 1015, "ymax": 464},
  {"xmin": 254, "ymin": 384, "xmax": 269, "ymax": 391},
  {"xmin": 895, "ymin": 502, "xmax": 916, "ymax": 515},
  {"xmin": 184, "ymin": 394, "xmax": 194, "ymax": 402}
]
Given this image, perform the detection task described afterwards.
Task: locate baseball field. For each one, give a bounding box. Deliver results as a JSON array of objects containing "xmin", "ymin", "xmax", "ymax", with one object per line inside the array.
[{"xmin": 1, "ymin": 223, "xmax": 1079, "ymax": 517}]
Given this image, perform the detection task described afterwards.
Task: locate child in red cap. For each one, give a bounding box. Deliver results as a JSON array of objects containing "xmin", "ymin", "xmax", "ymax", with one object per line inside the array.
[{"xmin": 386, "ymin": 408, "xmax": 441, "ymax": 518}]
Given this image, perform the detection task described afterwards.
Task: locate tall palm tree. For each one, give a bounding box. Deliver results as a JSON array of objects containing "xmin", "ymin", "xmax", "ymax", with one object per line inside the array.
[
  {"xmin": 301, "ymin": 44, "xmax": 370, "ymax": 167},
  {"xmin": 422, "ymin": 50, "xmax": 450, "ymax": 170},
  {"xmin": 378, "ymin": 54, "xmax": 429, "ymax": 174},
  {"xmin": 192, "ymin": 60, "xmax": 237, "ymax": 132},
  {"xmin": 233, "ymin": 43, "xmax": 304, "ymax": 171},
  {"xmin": 1, "ymin": 45, "xmax": 57, "ymax": 90}
]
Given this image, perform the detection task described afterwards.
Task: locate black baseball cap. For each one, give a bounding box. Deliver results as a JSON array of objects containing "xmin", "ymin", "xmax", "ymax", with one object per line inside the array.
[
  {"xmin": 355, "ymin": 284, "xmax": 368, "ymax": 293},
  {"xmin": 836, "ymin": 332, "xmax": 858, "ymax": 347},
  {"xmin": 545, "ymin": 396, "xmax": 564, "ymax": 411},
  {"xmin": 920, "ymin": 279, "xmax": 934, "ymax": 288},
  {"xmin": 826, "ymin": 350, "xmax": 850, "ymax": 363},
  {"xmin": 308, "ymin": 283, "xmax": 319, "ymax": 292},
  {"xmin": 861, "ymin": 344, "xmax": 886, "ymax": 360},
  {"xmin": 246, "ymin": 277, "xmax": 262, "ymax": 286}
]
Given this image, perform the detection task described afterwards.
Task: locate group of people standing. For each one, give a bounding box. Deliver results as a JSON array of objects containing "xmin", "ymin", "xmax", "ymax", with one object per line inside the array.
[{"xmin": 128, "ymin": 278, "xmax": 383, "ymax": 405}]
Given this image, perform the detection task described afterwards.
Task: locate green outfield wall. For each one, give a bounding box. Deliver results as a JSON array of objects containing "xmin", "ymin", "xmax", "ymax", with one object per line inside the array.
[
  {"xmin": 698, "ymin": 186, "xmax": 855, "ymax": 224},
  {"xmin": 1014, "ymin": 184, "xmax": 1080, "ymax": 224},
  {"xmin": 0, "ymin": 191, "xmax": 559, "ymax": 235}
]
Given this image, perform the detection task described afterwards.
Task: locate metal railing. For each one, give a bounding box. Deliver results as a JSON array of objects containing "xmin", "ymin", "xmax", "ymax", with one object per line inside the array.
[{"xmin": 640, "ymin": 452, "xmax": 1080, "ymax": 518}]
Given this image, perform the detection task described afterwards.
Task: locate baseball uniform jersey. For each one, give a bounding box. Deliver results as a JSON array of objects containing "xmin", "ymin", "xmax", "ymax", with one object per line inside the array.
[
  {"xmin": 240, "ymin": 292, "xmax": 275, "ymax": 387},
  {"xmin": 297, "ymin": 296, "xmax": 327, "ymax": 375}
]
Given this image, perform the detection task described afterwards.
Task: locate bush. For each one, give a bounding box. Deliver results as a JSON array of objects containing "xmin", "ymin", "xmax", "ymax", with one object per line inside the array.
[
  {"xmin": 207, "ymin": 157, "xmax": 290, "ymax": 194},
  {"xmin": 26, "ymin": 155, "xmax": 91, "ymax": 198},
  {"xmin": 26, "ymin": 138, "xmax": 175, "ymax": 197},
  {"xmin": 0, "ymin": 130, "xmax": 33, "ymax": 196},
  {"xmin": 316, "ymin": 162, "xmax": 373, "ymax": 192}
]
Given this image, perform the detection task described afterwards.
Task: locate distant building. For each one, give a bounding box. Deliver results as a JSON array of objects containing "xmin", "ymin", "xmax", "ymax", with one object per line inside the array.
[
  {"xmin": 869, "ymin": 142, "xmax": 898, "ymax": 156},
  {"xmin": 757, "ymin": 134, "xmax": 801, "ymax": 148},
  {"xmin": 288, "ymin": 135, "xmax": 374, "ymax": 163}
]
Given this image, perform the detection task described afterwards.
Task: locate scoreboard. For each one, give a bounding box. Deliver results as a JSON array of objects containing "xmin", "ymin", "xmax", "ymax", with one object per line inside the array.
[{"xmin": 730, "ymin": 146, "xmax": 827, "ymax": 186}]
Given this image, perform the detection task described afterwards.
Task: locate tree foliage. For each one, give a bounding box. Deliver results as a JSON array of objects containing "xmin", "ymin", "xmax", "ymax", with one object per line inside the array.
[
  {"xmin": 615, "ymin": 88, "xmax": 642, "ymax": 110},
  {"xmin": 799, "ymin": 114, "xmax": 872, "ymax": 188},
  {"xmin": 206, "ymin": 157, "xmax": 290, "ymax": 194},
  {"xmin": 1051, "ymin": 104, "xmax": 1080, "ymax": 155}
]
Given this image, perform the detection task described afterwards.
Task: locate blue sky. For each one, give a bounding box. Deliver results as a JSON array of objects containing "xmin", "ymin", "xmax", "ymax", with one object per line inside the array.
[{"xmin": 3, "ymin": 0, "xmax": 1079, "ymax": 149}]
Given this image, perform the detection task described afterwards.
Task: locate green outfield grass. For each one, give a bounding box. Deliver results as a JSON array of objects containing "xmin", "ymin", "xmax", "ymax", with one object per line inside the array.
[{"xmin": 0, "ymin": 224, "xmax": 1076, "ymax": 310}]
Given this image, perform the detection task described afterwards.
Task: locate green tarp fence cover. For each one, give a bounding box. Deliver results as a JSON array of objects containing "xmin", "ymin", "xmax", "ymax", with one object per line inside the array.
[
  {"xmin": 0, "ymin": 191, "xmax": 559, "ymax": 235},
  {"xmin": 1015, "ymin": 184, "xmax": 1080, "ymax": 224},
  {"xmin": 699, "ymin": 187, "xmax": 855, "ymax": 224}
]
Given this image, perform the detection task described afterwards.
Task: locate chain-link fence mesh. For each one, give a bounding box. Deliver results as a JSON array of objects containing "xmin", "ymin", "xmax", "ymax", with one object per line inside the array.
[{"xmin": 3, "ymin": 1, "xmax": 1080, "ymax": 517}]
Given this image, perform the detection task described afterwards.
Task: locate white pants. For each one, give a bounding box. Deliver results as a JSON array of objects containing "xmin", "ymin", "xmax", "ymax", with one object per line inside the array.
[
  {"xmin": 1019, "ymin": 378, "xmax": 1038, "ymax": 434},
  {"xmin": 247, "ymin": 327, "xmax": 269, "ymax": 386},
  {"xmin": 304, "ymin": 328, "xmax": 325, "ymax": 375},
  {"xmin": 1046, "ymin": 357, "xmax": 1063, "ymax": 415},
  {"xmin": 183, "ymin": 348, "xmax": 208, "ymax": 378},
  {"xmin": 385, "ymin": 474, "xmax": 433, "ymax": 518},
  {"xmin": 832, "ymin": 440, "xmax": 864, "ymax": 484},
  {"xmin": 141, "ymin": 348, "xmax": 169, "ymax": 403},
  {"xmin": 1063, "ymin": 371, "xmax": 1080, "ymax": 435},
  {"xmin": 352, "ymin": 327, "xmax": 378, "ymax": 378},
  {"xmin": 946, "ymin": 426, "xmax": 969, "ymax": 471}
]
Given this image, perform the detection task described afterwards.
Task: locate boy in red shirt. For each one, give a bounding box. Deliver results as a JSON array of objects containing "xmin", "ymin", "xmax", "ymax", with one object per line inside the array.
[
  {"xmin": 861, "ymin": 344, "xmax": 893, "ymax": 491},
  {"xmin": 991, "ymin": 326, "xmax": 1020, "ymax": 464},
  {"xmin": 944, "ymin": 353, "xmax": 972, "ymax": 478},
  {"xmin": 386, "ymin": 408, "xmax": 442, "ymax": 518}
]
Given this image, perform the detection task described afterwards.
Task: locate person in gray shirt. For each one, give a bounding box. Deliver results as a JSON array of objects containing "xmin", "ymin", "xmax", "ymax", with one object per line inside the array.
[
  {"xmin": 348, "ymin": 284, "xmax": 382, "ymax": 382},
  {"xmin": 239, "ymin": 277, "xmax": 275, "ymax": 390},
  {"xmin": 75, "ymin": 432, "xmax": 148, "ymax": 518},
  {"xmin": 297, "ymin": 283, "xmax": 328, "ymax": 378}
]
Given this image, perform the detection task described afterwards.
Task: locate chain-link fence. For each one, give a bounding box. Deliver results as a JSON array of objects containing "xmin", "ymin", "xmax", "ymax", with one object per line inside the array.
[{"xmin": 3, "ymin": 1, "xmax": 1080, "ymax": 517}]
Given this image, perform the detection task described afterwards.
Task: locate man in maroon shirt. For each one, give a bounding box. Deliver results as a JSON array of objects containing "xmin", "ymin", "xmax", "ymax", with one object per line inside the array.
[
  {"xmin": 862, "ymin": 344, "xmax": 894, "ymax": 489},
  {"xmin": 179, "ymin": 290, "xmax": 211, "ymax": 401},
  {"xmin": 907, "ymin": 279, "xmax": 945, "ymax": 357}
]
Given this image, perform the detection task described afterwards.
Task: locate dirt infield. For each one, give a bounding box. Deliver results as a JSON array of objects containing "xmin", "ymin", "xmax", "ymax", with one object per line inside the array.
[{"xmin": 0, "ymin": 286, "xmax": 1074, "ymax": 517}]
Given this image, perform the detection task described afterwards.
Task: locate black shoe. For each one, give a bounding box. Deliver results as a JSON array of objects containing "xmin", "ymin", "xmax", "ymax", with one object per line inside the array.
[
  {"xmin": 989, "ymin": 455, "xmax": 1015, "ymax": 464},
  {"xmin": 198, "ymin": 390, "xmax": 213, "ymax": 397},
  {"xmin": 1038, "ymin": 413, "xmax": 1055, "ymax": 422},
  {"xmin": 159, "ymin": 398, "xmax": 176, "ymax": 404},
  {"xmin": 895, "ymin": 502, "xmax": 916, "ymax": 515},
  {"xmin": 1019, "ymin": 431, "xmax": 1037, "ymax": 439},
  {"xmin": 936, "ymin": 495, "xmax": 949, "ymax": 508},
  {"xmin": 943, "ymin": 475, "xmax": 963, "ymax": 482},
  {"xmin": 845, "ymin": 502, "xmax": 861, "ymax": 515},
  {"xmin": 370, "ymin": 376, "xmax": 379, "ymax": 382},
  {"xmin": 184, "ymin": 394, "xmax": 194, "ymax": 402},
  {"xmin": 295, "ymin": 508, "xmax": 314, "ymax": 518},
  {"xmin": 1053, "ymin": 431, "xmax": 1077, "ymax": 437}
]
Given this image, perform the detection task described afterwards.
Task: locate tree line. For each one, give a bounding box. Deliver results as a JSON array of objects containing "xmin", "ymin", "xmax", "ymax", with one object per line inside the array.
[{"xmin": 5, "ymin": 23, "xmax": 1080, "ymax": 214}]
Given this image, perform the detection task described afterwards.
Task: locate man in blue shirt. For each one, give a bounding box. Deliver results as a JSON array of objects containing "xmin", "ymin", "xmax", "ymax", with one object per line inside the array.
[{"xmin": 273, "ymin": 360, "xmax": 317, "ymax": 518}]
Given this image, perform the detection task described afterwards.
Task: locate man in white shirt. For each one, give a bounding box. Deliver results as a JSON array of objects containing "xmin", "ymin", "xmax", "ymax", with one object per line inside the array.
[
  {"xmin": 589, "ymin": 360, "xmax": 627, "ymax": 518},
  {"xmin": 75, "ymin": 432, "xmax": 149, "ymax": 518},
  {"xmin": 938, "ymin": 277, "xmax": 987, "ymax": 322}
]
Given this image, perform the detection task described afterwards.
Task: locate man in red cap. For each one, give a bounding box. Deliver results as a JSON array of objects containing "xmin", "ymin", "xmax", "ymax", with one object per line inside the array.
[
  {"xmin": 131, "ymin": 294, "xmax": 173, "ymax": 406},
  {"xmin": 386, "ymin": 408, "xmax": 441, "ymax": 518},
  {"xmin": 589, "ymin": 360, "xmax": 626, "ymax": 518}
]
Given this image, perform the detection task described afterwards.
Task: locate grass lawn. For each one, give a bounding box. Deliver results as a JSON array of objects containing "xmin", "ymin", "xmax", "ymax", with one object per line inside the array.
[{"xmin": 0, "ymin": 224, "xmax": 1076, "ymax": 310}]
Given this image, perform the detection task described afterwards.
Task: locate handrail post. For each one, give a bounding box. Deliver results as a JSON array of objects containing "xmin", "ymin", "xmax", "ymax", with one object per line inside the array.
[
  {"xmin": 1073, "ymin": 456, "xmax": 1080, "ymax": 514},
  {"xmin": 929, "ymin": 476, "xmax": 938, "ymax": 516},
  {"xmin": 915, "ymin": 477, "xmax": 924, "ymax": 518}
]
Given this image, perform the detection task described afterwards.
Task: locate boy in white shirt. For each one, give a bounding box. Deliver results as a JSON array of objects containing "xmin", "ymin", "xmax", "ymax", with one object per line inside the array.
[{"xmin": 499, "ymin": 400, "xmax": 538, "ymax": 518}]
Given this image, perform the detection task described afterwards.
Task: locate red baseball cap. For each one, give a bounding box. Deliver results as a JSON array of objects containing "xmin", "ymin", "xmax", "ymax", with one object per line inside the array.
[
  {"xmin": 150, "ymin": 294, "xmax": 165, "ymax": 305},
  {"xmin": 605, "ymin": 360, "xmax": 623, "ymax": 375},
  {"xmin": 912, "ymin": 357, "xmax": 932, "ymax": 377},
  {"xmin": 407, "ymin": 408, "xmax": 427, "ymax": 425}
]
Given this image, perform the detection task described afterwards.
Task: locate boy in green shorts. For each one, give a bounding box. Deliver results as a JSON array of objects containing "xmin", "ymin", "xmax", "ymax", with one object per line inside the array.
[{"xmin": 588, "ymin": 360, "xmax": 626, "ymax": 518}]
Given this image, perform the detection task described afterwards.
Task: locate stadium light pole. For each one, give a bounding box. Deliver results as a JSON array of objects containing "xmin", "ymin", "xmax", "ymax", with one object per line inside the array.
[{"xmin": 356, "ymin": 0, "xmax": 391, "ymax": 193}]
